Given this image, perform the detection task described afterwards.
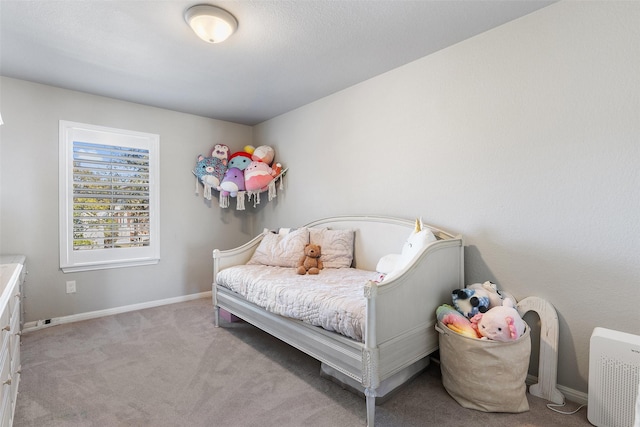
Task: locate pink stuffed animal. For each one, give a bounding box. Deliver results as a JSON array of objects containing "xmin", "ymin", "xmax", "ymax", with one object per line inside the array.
[{"xmin": 470, "ymin": 298, "xmax": 526, "ymax": 342}]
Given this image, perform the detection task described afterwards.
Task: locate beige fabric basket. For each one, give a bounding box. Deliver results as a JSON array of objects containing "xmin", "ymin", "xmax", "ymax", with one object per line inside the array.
[{"xmin": 436, "ymin": 321, "xmax": 531, "ymax": 413}]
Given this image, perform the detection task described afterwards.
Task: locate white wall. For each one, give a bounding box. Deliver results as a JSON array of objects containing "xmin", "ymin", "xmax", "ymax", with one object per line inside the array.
[
  {"xmin": 0, "ymin": 77, "xmax": 255, "ymax": 322},
  {"xmin": 253, "ymin": 1, "xmax": 640, "ymax": 395}
]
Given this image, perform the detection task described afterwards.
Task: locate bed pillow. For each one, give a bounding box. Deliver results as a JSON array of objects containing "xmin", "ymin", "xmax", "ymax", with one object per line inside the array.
[
  {"xmin": 309, "ymin": 228, "xmax": 355, "ymax": 269},
  {"xmin": 248, "ymin": 227, "xmax": 309, "ymax": 267}
]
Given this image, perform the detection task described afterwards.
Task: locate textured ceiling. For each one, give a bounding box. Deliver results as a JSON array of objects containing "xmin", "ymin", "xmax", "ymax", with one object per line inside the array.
[{"xmin": 0, "ymin": 1, "xmax": 554, "ymax": 125}]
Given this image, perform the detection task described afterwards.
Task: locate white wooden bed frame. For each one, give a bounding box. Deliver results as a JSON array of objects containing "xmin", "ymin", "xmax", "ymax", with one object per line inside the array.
[{"xmin": 212, "ymin": 215, "xmax": 464, "ymax": 426}]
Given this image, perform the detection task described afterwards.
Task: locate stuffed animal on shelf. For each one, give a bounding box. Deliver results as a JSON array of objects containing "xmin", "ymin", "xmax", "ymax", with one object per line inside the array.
[
  {"xmin": 470, "ymin": 298, "xmax": 526, "ymax": 342},
  {"xmin": 211, "ymin": 144, "xmax": 230, "ymax": 162},
  {"xmin": 193, "ymin": 154, "xmax": 228, "ymax": 199},
  {"xmin": 227, "ymin": 151, "xmax": 253, "ymax": 170},
  {"xmin": 251, "ymin": 145, "xmax": 275, "ymax": 165},
  {"xmin": 297, "ymin": 243, "xmax": 323, "ymax": 275},
  {"xmin": 218, "ymin": 167, "xmax": 246, "ymax": 197},
  {"xmin": 244, "ymin": 160, "xmax": 276, "ymax": 192},
  {"xmin": 452, "ymin": 287, "xmax": 491, "ymax": 319},
  {"xmin": 436, "ymin": 305, "xmax": 481, "ymax": 339}
]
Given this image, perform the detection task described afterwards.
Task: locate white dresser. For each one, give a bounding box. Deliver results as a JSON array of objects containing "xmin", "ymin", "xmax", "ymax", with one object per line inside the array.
[{"xmin": 0, "ymin": 256, "xmax": 25, "ymax": 427}]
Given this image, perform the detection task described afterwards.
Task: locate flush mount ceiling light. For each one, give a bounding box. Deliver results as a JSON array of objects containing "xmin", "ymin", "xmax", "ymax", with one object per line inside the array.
[{"xmin": 184, "ymin": 4, "xmax": 237, "ymax": 44}]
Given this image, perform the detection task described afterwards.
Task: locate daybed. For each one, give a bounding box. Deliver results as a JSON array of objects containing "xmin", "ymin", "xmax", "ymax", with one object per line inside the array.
[{"xmin": 212, "ymin": 215, "xmax": 464, "ymax": 426}]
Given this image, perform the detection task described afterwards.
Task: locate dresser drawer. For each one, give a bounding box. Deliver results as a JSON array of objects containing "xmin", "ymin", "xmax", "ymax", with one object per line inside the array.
[
  {"xmin": 0, "ymin": 342, "xmax": 10, "ymax": 407},
  {"xmin": 8, "ymin": 301, "xmax": 19, "ymax": 337},
  {"xmin": 0, "ymin": 305, "xmax": 8, "ymax": 337},
  {"xmin": 7, "ymin": 286, "xmax": 19, "ymax": 316},
  {"xmin": 9, "ymin": 339, "xmax": 19, "ymax": 386},
  {"xmin": 0, "ymin": 387, "xmax": 11, "ymax": 427}
]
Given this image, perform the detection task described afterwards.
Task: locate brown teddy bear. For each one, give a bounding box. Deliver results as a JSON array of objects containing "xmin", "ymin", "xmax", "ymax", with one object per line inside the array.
[{"xmin": 297, "ymin": 243, "xmax": 323, "ymax": 275}]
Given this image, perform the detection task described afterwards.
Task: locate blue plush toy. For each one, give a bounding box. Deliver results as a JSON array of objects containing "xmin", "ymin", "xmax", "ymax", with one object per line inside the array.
[
  {"xmin": 452, "ymin": 288, "xmax": 491, "ymax": 319},
  {"xmin": 193, "ymin": 154, "xmax": 227, "ymax": 200}
]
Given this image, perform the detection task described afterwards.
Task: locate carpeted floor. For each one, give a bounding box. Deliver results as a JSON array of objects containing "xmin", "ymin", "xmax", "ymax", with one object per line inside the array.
[{"xmin": 14, "ymin": 298, "xmax": 591, "ymax": 426}]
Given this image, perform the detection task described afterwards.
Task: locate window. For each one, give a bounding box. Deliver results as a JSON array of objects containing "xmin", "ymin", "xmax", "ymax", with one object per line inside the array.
[{"xmin": 59, "ymin": 121, "xmax": 160, "ymax": 272}]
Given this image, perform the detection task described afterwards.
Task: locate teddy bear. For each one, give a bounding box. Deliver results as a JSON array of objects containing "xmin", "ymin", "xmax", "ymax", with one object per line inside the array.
[
  {"xmin": 297, "ymin": 243, "xmax": 323, "ymax": 275},
  {"xmin": 470, "ymin": 298, "xmax": 526, "ymax": 342}
]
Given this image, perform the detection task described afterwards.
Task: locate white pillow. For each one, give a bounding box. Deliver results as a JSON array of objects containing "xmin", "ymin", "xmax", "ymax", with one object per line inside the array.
[
  {"xmin": 248, "ymin": 227, "xmax": 309, "ymax": 267},
  {"xmin": 376, "ymin": 253, "xmax": 400, "ymax": 274},
  {"xmin": 309, "ymin": 228, "xmax": 355, "ymax": 269}
]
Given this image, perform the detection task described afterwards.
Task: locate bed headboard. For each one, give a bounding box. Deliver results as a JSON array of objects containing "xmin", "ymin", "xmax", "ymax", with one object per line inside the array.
[{"xmin": 304, "ymin": 215, "xmax": 455, "ymax": 272}]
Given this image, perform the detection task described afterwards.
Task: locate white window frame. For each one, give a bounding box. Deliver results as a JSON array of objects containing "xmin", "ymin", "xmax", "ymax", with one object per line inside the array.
[{"xmin": 59, "ymin": 120, "xmax": 160, "ymax": 273}]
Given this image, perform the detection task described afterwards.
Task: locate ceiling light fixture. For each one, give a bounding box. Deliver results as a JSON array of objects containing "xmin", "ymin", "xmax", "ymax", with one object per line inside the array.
[{"xmin": 184, "ymin": 4, "xmax": 238, "ymax": 44}]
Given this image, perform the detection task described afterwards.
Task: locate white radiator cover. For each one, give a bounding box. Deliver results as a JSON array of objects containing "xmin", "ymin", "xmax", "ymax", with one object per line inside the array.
[{"xmin": 588, "ymin": 327, "xmax": 640, "ymax": 427}]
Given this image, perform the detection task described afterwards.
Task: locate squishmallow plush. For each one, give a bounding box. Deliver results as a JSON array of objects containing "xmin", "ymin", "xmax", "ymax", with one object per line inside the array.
[
  {"xmin": 471, "ymin": 298, "xmax": 526, "ymax": 342},
  {"xmin": 228, "ymin": 152, "xmax": 252, "ymax": 170},
  {"xmin": 251, "ymin": 145, "xmax": 275, "ymax": 165},
  {"xmin": 244, "ymin": 161, "xmax": 276, "ymax": 191},
  {"xmin": 193, "ymin": 154, "xmax": 227, "ymax": 198},
  {"xmin": 211, "ymin": 144, "xmax": 230, "ymax": 162},
  {"xmin": 218, "ymin": 167, "xmax": 246, "ymax": 197}
]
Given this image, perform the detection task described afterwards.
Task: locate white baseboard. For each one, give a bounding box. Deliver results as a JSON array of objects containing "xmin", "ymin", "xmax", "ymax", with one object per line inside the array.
[
  {"xmin": 526, "ymin": 374, "xmax": 588, "ymax": 406},
  {"xmin": 22, "ymin": 291, "xmax": 212, "ymax": 333}
]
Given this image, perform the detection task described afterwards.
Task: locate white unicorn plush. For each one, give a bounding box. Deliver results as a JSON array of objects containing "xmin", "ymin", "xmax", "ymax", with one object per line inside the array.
[{"xmin": 376, "ymin": 218, "xmax": 436, "ymax": 282}]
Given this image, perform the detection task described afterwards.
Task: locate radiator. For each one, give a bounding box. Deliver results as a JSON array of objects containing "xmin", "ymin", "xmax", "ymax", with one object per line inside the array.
[{"xmin": 588, "ymin": 327, "xmax": 640, "ymax": 427}]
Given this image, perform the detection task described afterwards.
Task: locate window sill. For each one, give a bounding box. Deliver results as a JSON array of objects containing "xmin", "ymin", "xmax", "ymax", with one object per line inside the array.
[{"xmin": 61, "ymin": 259, "xmax": 159, "ymax": 273}]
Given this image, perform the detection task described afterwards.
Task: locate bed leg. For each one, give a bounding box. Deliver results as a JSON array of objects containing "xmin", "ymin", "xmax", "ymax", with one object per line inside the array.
[
  {"xmin": 213, "ymin": 305, "xmax": 220, "ymax": 328},
  {"xmin": 365, "ymin": 388, "xmax": 376, "ymax": 427}
]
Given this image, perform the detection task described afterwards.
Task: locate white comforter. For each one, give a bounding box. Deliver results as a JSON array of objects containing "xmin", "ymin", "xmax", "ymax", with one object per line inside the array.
[{"xmin": 216, "ymin": 265, "xmax": 381, "ymax": 342}]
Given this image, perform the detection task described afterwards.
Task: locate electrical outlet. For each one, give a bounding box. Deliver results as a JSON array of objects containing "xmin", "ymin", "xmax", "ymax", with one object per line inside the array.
[{"xmin": 66, "ymin": 280, "xmax": 76, "ymax": 294}]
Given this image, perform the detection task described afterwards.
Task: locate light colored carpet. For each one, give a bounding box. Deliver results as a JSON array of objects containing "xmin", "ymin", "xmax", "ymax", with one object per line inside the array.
[{"xmin": 14, "ymin": 298, "xmax": 590, "ymax": 426}]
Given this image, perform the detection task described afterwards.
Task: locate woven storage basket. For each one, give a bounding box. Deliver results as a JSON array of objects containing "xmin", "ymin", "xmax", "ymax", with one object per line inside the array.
[{"xmin": 436, "ymin": 321, "xmax": 531, "ymax": 413}]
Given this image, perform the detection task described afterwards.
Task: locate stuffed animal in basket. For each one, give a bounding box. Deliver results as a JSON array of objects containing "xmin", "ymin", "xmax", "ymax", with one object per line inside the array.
[
  {"xmin": 468, "ymin": 281, "xmax": 504, "ymax": 309},
  {"xmin": 297, "ymin": 244, "xmax": 323, "ymax": 275},
  {"xmin": 452, "ymin": 287, "xmax": 491, "ymax": 319},
  {"xmin": 436, "ymin": 305, "xmax": 480, "ymax": 339},
  {"xmin": 470, "ymin": 298, "xmax": 526, "ymax": 342}
]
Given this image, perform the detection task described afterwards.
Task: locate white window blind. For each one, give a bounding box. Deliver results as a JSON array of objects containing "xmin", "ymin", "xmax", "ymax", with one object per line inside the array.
[{"xmin": 59, "ymin": 121, "xmax": 160, "ymax": 272}]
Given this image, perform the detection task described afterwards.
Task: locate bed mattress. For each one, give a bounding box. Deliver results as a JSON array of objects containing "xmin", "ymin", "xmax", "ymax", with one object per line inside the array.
[{"xmin": 216, "ymin": 265, "xmax": 381, "ymax": 342}]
